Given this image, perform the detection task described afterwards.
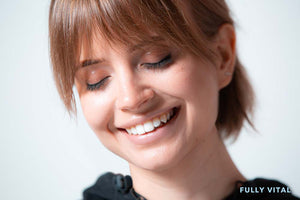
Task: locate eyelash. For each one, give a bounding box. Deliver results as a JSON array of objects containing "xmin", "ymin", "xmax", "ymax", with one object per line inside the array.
[
  {"xmin": 142, "ymin": 54, "xmax": 172, "ymax": 69},
  {"xmin": 87, "ymin": 76, "xmax": 110, "ymax": 91},
  {"xmin": 85, "ymin": 54, "xmax": 172, "ymax": 91}
]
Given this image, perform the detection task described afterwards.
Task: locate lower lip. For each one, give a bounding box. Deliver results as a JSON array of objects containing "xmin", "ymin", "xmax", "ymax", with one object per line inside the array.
[{"xmin": 121, "ymin": 108, "xmax": 180, "ymax": 146}]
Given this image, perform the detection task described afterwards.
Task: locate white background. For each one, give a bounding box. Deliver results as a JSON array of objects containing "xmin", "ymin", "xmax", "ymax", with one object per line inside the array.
[{"xmin": 0, "ymin": 0, "xmax": 299, "ymax": 199}]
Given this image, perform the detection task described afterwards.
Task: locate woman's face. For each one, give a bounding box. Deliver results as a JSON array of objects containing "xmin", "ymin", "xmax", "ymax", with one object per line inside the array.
[{"xmin": 75, "ymin": 36, "xmax": 223, "ymax": 171}]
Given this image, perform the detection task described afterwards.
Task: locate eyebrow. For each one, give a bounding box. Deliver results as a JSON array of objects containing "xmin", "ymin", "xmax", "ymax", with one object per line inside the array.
[
  {"xmin": 80, "ymin": 59, "xmax": 103, "ymax": 67},
  {"xmin": 79, "ymin": 36, "xmax": 167, "ymax": 67}
]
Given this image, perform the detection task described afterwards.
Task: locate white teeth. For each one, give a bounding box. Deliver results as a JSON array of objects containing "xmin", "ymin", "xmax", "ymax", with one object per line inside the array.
[
  {"xmin": 126, "ymin": 128, "xmax": 132, "ymax": 134},
  {"xmin": 160, "ymin": 114, "xmax": 167, "ymax": 123},
  {"xmin": 125, "ymin": 109, "xmax": 175, "ymax": 135},
  {"xmin": 136, "ymin": 125, "xmax": 145, "ymax": 134},
  {"xmin": 131, "ymin": 127, "xmax": 137, "ymax": 135},
  {"xmin": 144, "ymin": 121, "xmax": 155, "ymax": 132},
  {"xmin": 153, "ymin": 118, "xmax": 161, "ymax": 128}
]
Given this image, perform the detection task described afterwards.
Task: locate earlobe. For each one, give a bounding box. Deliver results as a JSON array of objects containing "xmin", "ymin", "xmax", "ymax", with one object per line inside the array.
[{"xmin": 215, "ymin": 24, "xmax": 236, "ymax": 89}]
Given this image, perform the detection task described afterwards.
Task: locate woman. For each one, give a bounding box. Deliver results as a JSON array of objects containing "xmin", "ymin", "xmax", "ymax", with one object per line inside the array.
[{"xmin": 49, "ymin": 0, "xmax": 299, "ymax": 199}]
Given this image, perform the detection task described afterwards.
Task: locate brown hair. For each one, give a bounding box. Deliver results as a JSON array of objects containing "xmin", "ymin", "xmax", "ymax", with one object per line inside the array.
[{"xmin": 49, "ymin": 0, "xmax": 255, "ymax": 139}]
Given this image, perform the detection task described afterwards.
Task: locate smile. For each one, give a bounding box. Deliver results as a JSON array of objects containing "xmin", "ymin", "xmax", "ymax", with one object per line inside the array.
[{"xmin": 125, "ymin": 108, "xmax": 178, "ymax": 135}]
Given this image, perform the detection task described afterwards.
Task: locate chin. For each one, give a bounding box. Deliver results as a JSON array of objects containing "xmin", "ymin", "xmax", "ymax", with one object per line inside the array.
[{"xmin": 125, "ymin": 142, "xmax": 187, "ymax": 172}]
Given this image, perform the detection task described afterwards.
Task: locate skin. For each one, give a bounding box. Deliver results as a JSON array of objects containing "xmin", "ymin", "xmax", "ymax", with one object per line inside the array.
[{"xmin": 75, "ymin": 24, "xmax": 245, "ymax": 199}]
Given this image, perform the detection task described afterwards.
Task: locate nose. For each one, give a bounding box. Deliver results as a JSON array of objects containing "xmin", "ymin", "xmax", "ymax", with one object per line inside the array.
[{"xmin": 115, "ymin": 73, "xmax": 154, "ymax": 112}]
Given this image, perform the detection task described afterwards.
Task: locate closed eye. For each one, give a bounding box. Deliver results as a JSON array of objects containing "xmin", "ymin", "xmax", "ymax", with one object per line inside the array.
[
  {"xmin": 87, "ymin": 76, "xmax": 110, "ymax": 91},
  {"xmin": 142, "ymin": 54, "xmax": 172, "ymax": 69}
]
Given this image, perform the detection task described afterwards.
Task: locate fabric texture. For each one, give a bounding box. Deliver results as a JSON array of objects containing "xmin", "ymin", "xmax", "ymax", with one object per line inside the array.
[{"xmin": 83, "ymin": 172, "xmax": 300, "ymax": 200}]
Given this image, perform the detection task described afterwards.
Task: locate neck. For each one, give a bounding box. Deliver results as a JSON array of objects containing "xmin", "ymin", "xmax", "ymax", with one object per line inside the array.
[{"xmin": 129, "ymin": 128, "xmax": 245, "ymax": 200}]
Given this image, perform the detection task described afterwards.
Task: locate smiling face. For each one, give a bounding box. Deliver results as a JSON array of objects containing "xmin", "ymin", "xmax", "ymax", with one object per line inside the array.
[
  {"xmin": 74, "ymin": 34, "xmax": 227, "ymax": 171},
  {"xmin": 49, "ymin": 0, "xmax": 252, "ymax": 173}
]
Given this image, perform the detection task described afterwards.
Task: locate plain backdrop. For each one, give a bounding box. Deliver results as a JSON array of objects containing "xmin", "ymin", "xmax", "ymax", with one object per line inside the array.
[{"xmin": 0, "ymin": 0, "xmax": 299, "ymax": 199}]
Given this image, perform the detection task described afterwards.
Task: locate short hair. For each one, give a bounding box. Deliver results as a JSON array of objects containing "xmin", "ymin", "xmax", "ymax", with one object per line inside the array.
[{"xmin": 49, "ymin": 0, "xmax": 255, "ymax": 139}]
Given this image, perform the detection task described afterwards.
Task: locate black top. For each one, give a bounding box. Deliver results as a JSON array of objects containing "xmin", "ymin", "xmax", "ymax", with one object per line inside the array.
[{"xmin": 83, "ymin": 172, "xmax": 300, "ymax": 200}]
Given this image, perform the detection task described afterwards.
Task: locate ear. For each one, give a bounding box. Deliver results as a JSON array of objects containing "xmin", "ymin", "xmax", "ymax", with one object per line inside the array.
[{"xmin": 214, "ymin": 24, "xmax": 236, "ymax": 90}]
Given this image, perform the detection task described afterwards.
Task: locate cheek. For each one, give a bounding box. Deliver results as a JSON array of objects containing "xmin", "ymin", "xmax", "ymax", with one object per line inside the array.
[
  {"xmin": 157, "ymin": 59, "xmax": 219, "ymax": 106},
  {"xmin": 80, "ymin": 91, "xmax": 125, "ymax": 157},
  {"xmin": 186, "ymin": 63, "xmax": 219, "ymax": 120},
  {"xmin": 157, "ymin": 59, "xmax": 219, "ymax": 129},
  {"xmin": 80, "ymin": 92, "xmax": 114, "ymax": 133}
]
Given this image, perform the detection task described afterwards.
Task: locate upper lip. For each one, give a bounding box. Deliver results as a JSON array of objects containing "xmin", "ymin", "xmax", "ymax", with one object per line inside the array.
[{"xmin": 116, "ymin": 106, "xmax": 177, "ymax": 129}]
